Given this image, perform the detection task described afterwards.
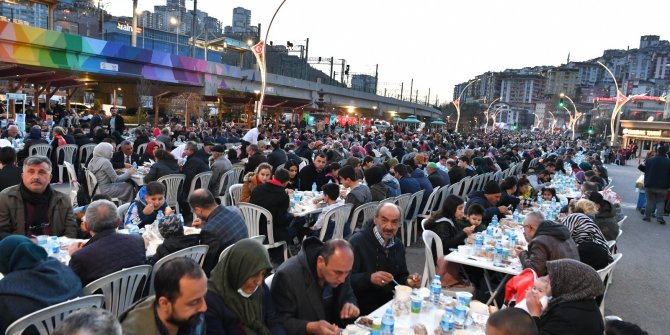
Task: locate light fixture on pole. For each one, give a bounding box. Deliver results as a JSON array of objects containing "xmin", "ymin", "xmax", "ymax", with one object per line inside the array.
[
  {"xmin": 131, "ymin": 0, "xmax": 138, "ymax": 47},
  {"xmin": 170, "ymin": 15, "xmax": 180, "ymax": 55},
  {"xmin": 482, "ymin": 97, "xmax": 499, "ymax": 134},
  {"xmin": 597, "ymin": 61, "xmax": 641, "ymax": 145},
  {"xmin": 547, "ymin": 110, "xmax": 556, "ymax": 134},
  {"xmin": 452, "ymin": 79, "xmax": 477, "ymax": 133},
  {"xmin": 560, "ymin": 93, "xmax": 582, "ymax": 140}
]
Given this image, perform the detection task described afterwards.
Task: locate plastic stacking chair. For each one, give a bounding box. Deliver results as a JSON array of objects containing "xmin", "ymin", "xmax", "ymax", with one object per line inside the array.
[
  {"xmin": 349, "ymin": 202, "xmax": 378, "ymax": 235},
  {"xmin": 421, "ymin": 230, "xmax": 443, "ymax": 288},
  {"xmin": 156, "ymin": 174, "xmax": 186, "ymax": 214},
  {"xmin": 148, "ymin": 245, "xmax": 209, "ymax": 296},
  {"xmin": 5, "ymin": 295, "xmax": 105, "ymax": 335},
  {"xmin": 238, "ymin": 203, "xmax": 288, "ymax": 261},
  {"xmin": 83, "ymin": 265, "xmax": 152, "ymax": 318},
  {"xmin": 317, "ymin": 204, "xmax": 354, "ymax": 241}
]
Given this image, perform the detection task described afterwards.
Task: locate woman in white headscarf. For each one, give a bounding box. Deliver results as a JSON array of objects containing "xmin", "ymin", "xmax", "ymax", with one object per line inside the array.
[{"xmin": 87, "ymin": 142, "xmax": 136, "ymax": 202}]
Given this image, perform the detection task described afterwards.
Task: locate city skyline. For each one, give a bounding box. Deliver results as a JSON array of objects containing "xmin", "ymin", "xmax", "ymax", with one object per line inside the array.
[{"xmin": 106, "ymin": 0, "xmax": 670, "ymax": 103}]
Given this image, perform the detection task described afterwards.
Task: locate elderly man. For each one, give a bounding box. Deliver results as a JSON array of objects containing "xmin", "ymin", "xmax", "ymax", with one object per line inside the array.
[
  {"xmin": 299, "ymin": 153, "xmax": 329, "ymax": 191},
  {"xmin": 189, "ymin": 189, "xmax": 248, "ymax": 276},
  {"xmin": 426, "ymin": 162, "xmax": 448, "ymax": 189},
  {"xmin": 182, "ymin": 141, "xmax": 210, "ymax": 193},
  {"xmin": 465, "ymin": 180, "xmax": 511, "ymax": 224},
  {"xmin": 120, "ymin": 258, "xmax": 208, "ymax": 335},
  {"xmin": 349, "ymin": 203, "xmax": 421, "ymax": 314},
  {"xmin": 0, "ymin": 156, "xmax": 76, "ymax": 238},
  {"xmin": 516, "ymin": 212, "xmax": 579, "ymax": 276},
  {"xmin": 267, "ymin": 139, "xmax": 288, "ymax": 170},
  {"xmin": 447, "ymin": 158, "xmax": 466, "ymax": 184},
  {"xmin": 271, "ymin": 238, "xmax": 359, "ymax": 335},
  {"xmin": 67, "ymin": 200, "xmax": 146, "ymax": 285},
  {"xmin": 3, "ymin": 125, "xmax": 21, "ymax": 141},
  {"xmin": 208, "ymin": 145, "xmax": 233, "ymax": 196},
  {"xmin": 111, "ymin": 140, "xmax": 139, "ymax": 169}
]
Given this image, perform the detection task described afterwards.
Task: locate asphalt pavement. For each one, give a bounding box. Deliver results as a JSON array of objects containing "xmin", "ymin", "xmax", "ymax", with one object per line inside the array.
[{"xmin": 403, "ymin": 161, "xmax": 663, "ymax": 334}]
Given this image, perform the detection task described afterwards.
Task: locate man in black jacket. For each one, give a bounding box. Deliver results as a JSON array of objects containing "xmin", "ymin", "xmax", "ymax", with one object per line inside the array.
[
  {"xmin": 271, "ymin": 238, "xmax": 359, "ymax": 335},
  {"xmin": 182, "ymin": 141, "xmax": 210, "ymax": 194},
  {"xmin": 68, "ymin": 200, "xmax": 145, "ymax": 286},
  {"xmin": 108, "ymin": 107, "xmax": 125, "ymax": 134},
  {"xmin": 0, "ymin": 147, "xmax": 21, "ymax": 192},
  {"xmin": 639, "ymin": 145, "xmax": 670, "ymax": 224},
  {"xmin": 299, "ymin": 153, "xmax": 329, "ymax": 191},
  {"xmin": 348, "ymin": 203, "xmax": 421, "ymax": 314},
  {"xmin": 244, "ymin": 144, "xmax": 268, "ymax": 175},
  {"xmin": 446, "ymin": 159, "xmax": 466, "ymax": 184},
  {"xmin": 111, "ymin": 140, "xmax": 140, "ymax": 169},
  {"xmin": 267, "ymin": 139, "xmax": 288, "ymax": 170}
]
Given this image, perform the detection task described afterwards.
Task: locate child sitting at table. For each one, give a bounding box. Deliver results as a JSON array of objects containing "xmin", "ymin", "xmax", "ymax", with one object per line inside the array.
[
  {"xmin": 513, "ymin": 274, "xmax": 550, "ymax": 313},
  {"xmin": 149, "ymin": 214, "xmax": 200, "ymax": 265},
  {"xmin": 457, "ymin": 203, "xmax": 486, "ymax": 233},
  {"xmin": 306, "ymin": 183, "xmax": 349, "ymax": 240},
  {"xmin": 486, "ymin": 307, "xmax": 539, "ymax": 335},
  {"xmin": 124, "ymin": 181, "xmax": 173, "ymax": 228},
  {"xmin": 540, "ymin": 187, "xmax": 560, "ymax": 203}
]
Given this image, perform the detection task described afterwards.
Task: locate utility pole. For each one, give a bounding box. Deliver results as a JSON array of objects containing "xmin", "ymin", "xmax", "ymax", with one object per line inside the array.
[
  {"xmin": 190, "ymin": 0, "xmax": 197, "ymax": 58},
  {"xmin": 409, "ymin": 79, "xmax": 414, "ymax": 103},
  {"xmin": 427, "ymin": 88, "xmax": 430, "ymax": 106},
  {"xmin": 329, "ymin": 57, "xmax": 334, "ymax": 85},
  {"xmin": 303, "ymin": 38, "xmax": 309, "ymax": 81},
  {"xmin": 340, "ymin": 59, "xmax": 345, "ymax": 86},
  {"xmin": 131, "ymin": 0, "xmax": 138, "ymax": 47},
  {"xmin": 400, "ymin": 82, "xmax": 404, "ymax": 101},
  {"xmin": 374, "ymin": 64, "xmax": 379, "ymax": 94}
]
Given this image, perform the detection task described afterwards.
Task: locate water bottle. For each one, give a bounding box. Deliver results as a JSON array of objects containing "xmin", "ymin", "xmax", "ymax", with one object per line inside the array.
[
  {"xmin": 431, "ymin": 275, "xmax": 442, "ymax": 306},
  {"xmin": 491, "ymin": 215, "xmax": 498, "ymax": 227},
  {"xmin": 48, "ymin": 236, "xmax": 60, "ymax": 256},
  {"xmin": 177, "ymin": 213, "xmax": 184, "ymax": 224},
  {"xmin": 311, "ymin": 182, "xmax": 317, "ymax": 192},
  {"xmin": 551, "ymin": 198, "xmax": 557, "ymax": 208},
  {"xmin": 381, "ymin": 308, "xmax": 394, "ymax": 335},
  {"xmin": 440, "ymin": 307, "xmax": 455, "ymax": 335},
  {"xmin": 474, "ymin": 233, "xmax": 484, "ymax": 253},
  {"xmin": 132, "ymin": 161, "xmax": 138, "ymax": 170},
  {"xmin": 493, "ymin": 242, "xmax": 503, "ymax": 266},
  {"xmin": 127, "ymin": 223, "xmax": 139, "ymax": 234},
  {"xmin": 513, "ymin": 209, "xmax": 520, "ymax": 222},
  {"xmin": 156, "ymin": 210, "xmax": 164, "ymax": 224}
]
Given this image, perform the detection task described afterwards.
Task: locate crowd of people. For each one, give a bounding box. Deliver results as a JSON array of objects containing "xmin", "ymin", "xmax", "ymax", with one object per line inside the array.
[{"xmin": 0, "ymin": 110, "xmax": 656, "ymax": 335}]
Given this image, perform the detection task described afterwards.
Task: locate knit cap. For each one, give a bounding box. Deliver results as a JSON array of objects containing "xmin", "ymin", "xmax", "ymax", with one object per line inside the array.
[{"xmin": 158, "ymin": 214, "xmax": 185, "ymax": 239}]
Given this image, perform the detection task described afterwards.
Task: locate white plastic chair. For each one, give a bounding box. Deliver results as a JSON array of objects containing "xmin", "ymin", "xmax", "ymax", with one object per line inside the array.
[
  {"xmin": 83, "ymin": 265, "xmax": 152, "ymax": 318},
  {"xmin": 349, "ymin": 202, "xmax": 378, "ymax": 234},
  {"xmin": 117, "ymin": 203, "xmax": 131, "ymax": 228},
  {"xmin": 616, "ymin": 216, "xmax": 627, "ymax": 229},
  {"xmin": 188, "ymin": 171, "xmax": 213, "ymax": 201},
  {"xmin": 157, "ymin": 174, "xmax": 186, "ymax": 214},
  {"xmin": 78, "ymin": 143, "xmax": 97, "ymax": 169},
  {"xmin": 85, "ymin": 168, "xmax": 98, "ymax": 199},
  {"xmin": 318, "ymin": 204, "xmax": 354, "ymax": 241},
  {"xmin": 238, "ymin": 203, "xmax": 288, "ymax": 261},
  {"xmin": 597, "ymin": 253, "xmax": 623, "ymax": 316},
  {"xmin": 228, "ymin": 183, "xmax": 243, "ymax": 207},
  {"xmin": 29, "ymin": 143, "xmax": 51, "ymax": 158},
  {"xmin": 421, "ymin": 230, "xmax": 443, "ymax": 288},
  {"xmin": 218, "ymin": 235, "xmax": 266, "ymax": 262},
  {"xmin": 136, "ymin": 143, "xmax": 148, "ymax": 156},
  {"xmin": 405, "ymin": 190, "xmax": 425, "ymax": 247},
  {"xmin": 394, "ymin": 193, "xmax": 412, "ymax": 245},
  {"xmin": 218, "ymin": 242, "xmax": 236, "ymax": 262},
  {"xmin": 149, "ymin": 245, "xmax": 209, "ymax": 296},
  {"xmin": 56, "ymin": 144, "xmax": 78, "ymax": 182},
  {"xmin": 215, "ymin": 170, "xmax": 236, "ymax": 205},
  {"xmin": 232, "ymin": 166, "xmax": 245, "ymax": 183},
  {"xmin": 5, "ymin": 295, "xmax": 105, "ymax": 335},
  {"xmin": 420, "ymin": 186, "xmax": 441, "ymax": 218}
]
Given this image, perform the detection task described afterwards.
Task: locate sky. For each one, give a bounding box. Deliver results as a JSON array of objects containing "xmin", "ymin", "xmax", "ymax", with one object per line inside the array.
[{"xmin": 105, "ymin": 0, "xmax": 670, "ymax": 104}]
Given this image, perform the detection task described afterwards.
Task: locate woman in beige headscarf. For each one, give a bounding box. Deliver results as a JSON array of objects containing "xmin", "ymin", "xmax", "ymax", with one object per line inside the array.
[{"xmin": 87, "ymin": 142, "xmax": 136, "ymax": 202}]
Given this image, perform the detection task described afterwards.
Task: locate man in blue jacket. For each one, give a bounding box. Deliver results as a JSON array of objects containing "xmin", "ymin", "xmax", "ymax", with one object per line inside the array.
[
  {"xmin": 465, "ymin": 180, "xmax": 511, "ymax": 225},
  {"xmin": 639, "ymin": 145, "xmax": 670, "ymax": 224}
]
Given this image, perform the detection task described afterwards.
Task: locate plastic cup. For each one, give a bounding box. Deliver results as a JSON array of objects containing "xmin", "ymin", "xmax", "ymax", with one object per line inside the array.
[
  {"xmin": 394, "ymin": 285, "xmax": 412, "ymax": 301},
  {"xmin": 456, "ymin": 292, "xmax": 472, "ymax": 309},
  {"xmin": 410, "ymin": 294, "xmax": 422, "ymax": 314}
]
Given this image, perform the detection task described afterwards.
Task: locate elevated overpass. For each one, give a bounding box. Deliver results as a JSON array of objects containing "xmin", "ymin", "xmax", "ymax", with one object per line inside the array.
[{"xmin": 0, "ymin": 21, "xmax": 441, "ymax": 119}]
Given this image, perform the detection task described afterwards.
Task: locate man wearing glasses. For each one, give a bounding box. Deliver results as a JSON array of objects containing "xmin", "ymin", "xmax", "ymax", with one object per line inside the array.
[
  {"xmin": 0, "ymin": 156, "xmax": 77, "ymax": 238},
  {"xmin": 516, "ymin": 212, "xmax": 579, "ymax": 276}
]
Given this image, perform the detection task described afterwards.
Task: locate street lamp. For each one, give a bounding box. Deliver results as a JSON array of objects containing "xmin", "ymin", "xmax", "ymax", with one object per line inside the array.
[
  {"xmin": 547, "ymin": 110, "xmax": 557, "ymax": 134},
  {"xmin": 560, "ymin": 93, "xmax": 582, "ymax": 140},
  {"xmin": 452, "ymin": 79, "xmax": 477, "ymax": 133},
  {"xmin": 170, "ymin": 15, "xmax": 180, "ymax": 55},
  {"xmin": 482, "ymin": 97, "xmax": 499, "ymax": 133},
  {"xmin": 597, "ymin": 61, "xmax": 644, "ymax": 145}
]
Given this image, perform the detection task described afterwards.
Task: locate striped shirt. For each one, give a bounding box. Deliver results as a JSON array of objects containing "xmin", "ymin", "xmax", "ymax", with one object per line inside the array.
[
  {"xmin": 561, "ymin": 213, "xmax": 613, "ymax": 262},
  {"xmin": 373, "ymin": 225, "xmax": 395, "ymax": 249}
]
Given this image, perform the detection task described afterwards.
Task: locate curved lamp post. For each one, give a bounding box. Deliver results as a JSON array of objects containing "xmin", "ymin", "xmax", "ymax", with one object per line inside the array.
[
  {"xmin": 252, "ymin": 0, "xmax": 288, "ymax": 127},
  {"xmin": 490, "ymin": 105, "xmax": 505, "ymax": 132},
  {"xmin": 596, "ymin": 61, "xmax": 640, "ymax": 144},
  {"xmin": 452, "ymin": 79, "xmax": 477, "ymax": 133},
  {"xmin": 547, "ymin": 110, "xmax": 556, "ymax": 134},
  {"xmin": 560, "ymin": 93, "xmax": 582, "ymax": 140},
  {"xmin": 482, "ymin": 97, "xmax": 499, "ymax": 134}
]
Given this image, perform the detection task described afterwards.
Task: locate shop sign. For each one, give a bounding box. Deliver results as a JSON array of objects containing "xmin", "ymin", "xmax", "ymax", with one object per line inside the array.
[{"xmin": 623, "ymin": 128, "xmax": 662, "ymax": 137}]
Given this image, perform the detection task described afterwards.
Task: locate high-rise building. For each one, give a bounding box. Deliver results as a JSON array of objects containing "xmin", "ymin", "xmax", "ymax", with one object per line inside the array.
[
  {"xmin": 232, "ymin": 7, "xmax": 251, "ymax": 34},
  {"xmin": 0, "ymin": 1, "xmax": 48, "ymax": 28},
  {"xmin": 499, "ymin": 74, "xmax": 545, "ymax": 105},
  {"xmin": 166, "ymin": 0, "xmax": 186, "ymax": 9},
  {"xmin": 544, "ymin": 67, "xmax": 578, "ymax": 97}
]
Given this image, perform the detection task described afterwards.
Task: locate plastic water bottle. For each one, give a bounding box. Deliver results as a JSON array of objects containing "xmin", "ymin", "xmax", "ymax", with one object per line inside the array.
[
  {"xmin": 474, "ymin": 233, "xmax": 484, "ymax": 253},
  {"xmin": 381, "ymin": 308, "xmax": 394, "ymax": 335},
  {"xmin": 48, "ymin": 236, "xmax": 60, "ymax": 256},
  {"xmin": 440, "ymin": 307, "xmax": 455, "ymax": 335},
  {"xmin": 513, "ymin": 209, "xmax": 520, "ymax": 222},
  {"xmin": 431, "ymin": 275, "xmax": 442, "ymax": 306},
  {"xmin": 127, "ymin": 223, "xmax": 140, "ymax": 235},
  {"xmin": 493, "ymin": 242, "xmax": 503, "ymax": 266},
  {"xmin": 311, "ymin": 182, "xmax": 317, "ymax": 192},
  {"xmin": 490, "ymin": 215, "xmax": 498, "ymax": 227},
  {"xmin": 156, "ymin": 210, "xmax": 164, "ymax": 224},
  {"xmin": 551, "ymin": 198, "xmax": 557, "ymax": 208},
  {"xmin": 132, "ymin": 161, "xmax": 138, "ymax": 169}
]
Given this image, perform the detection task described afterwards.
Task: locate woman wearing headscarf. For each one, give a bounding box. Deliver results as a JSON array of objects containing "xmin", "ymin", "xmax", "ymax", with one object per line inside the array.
[
  {"xmin": 561, "ymin": 199, "xmax": 613, "ymax": 270},
  {"xmin": 205, "ymin": 238, "xmax": 286, "ymax": 335},
  {"xmin": 139, "ymin": 141, "xmax": 160, "ymax": 165},
  {"xmin": 0, "ymin": 235, "xmax": 83, "ymax": 333},
  {"xmin": 87, "ymin": 142, "xmax": 136, "ymax": 202},
  {"xmin": 149, "ymin": 214, "xmax": 200, "ymax": 265},
  {"xmin": 525, "ymin": 259, "xmax": 605, "ymax": 335}
]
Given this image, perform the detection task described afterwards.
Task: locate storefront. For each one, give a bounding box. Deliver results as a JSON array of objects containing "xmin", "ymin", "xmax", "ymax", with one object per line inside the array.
[{"xmin": 620, "ymin": 120, "xmax": 670, "ymax": 158}]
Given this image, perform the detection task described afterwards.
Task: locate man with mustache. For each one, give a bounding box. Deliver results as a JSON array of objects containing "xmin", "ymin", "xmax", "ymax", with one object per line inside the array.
[
  {"xmin": 0, "ymin": 156, "xmax": 77, "ymax": 238},
  {"xmin": 348, "ymin": 203, "xmax": 422, "ymax": 314},
  {"xmin": 121, "ymin": 258, "xmax": 208, "ymax": 335}
]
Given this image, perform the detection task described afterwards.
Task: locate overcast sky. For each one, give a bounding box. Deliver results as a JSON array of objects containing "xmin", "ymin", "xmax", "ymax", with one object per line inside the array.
[{"xmin": 106, "ymin": 0, "xmax": 670, "ymax": 103}]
